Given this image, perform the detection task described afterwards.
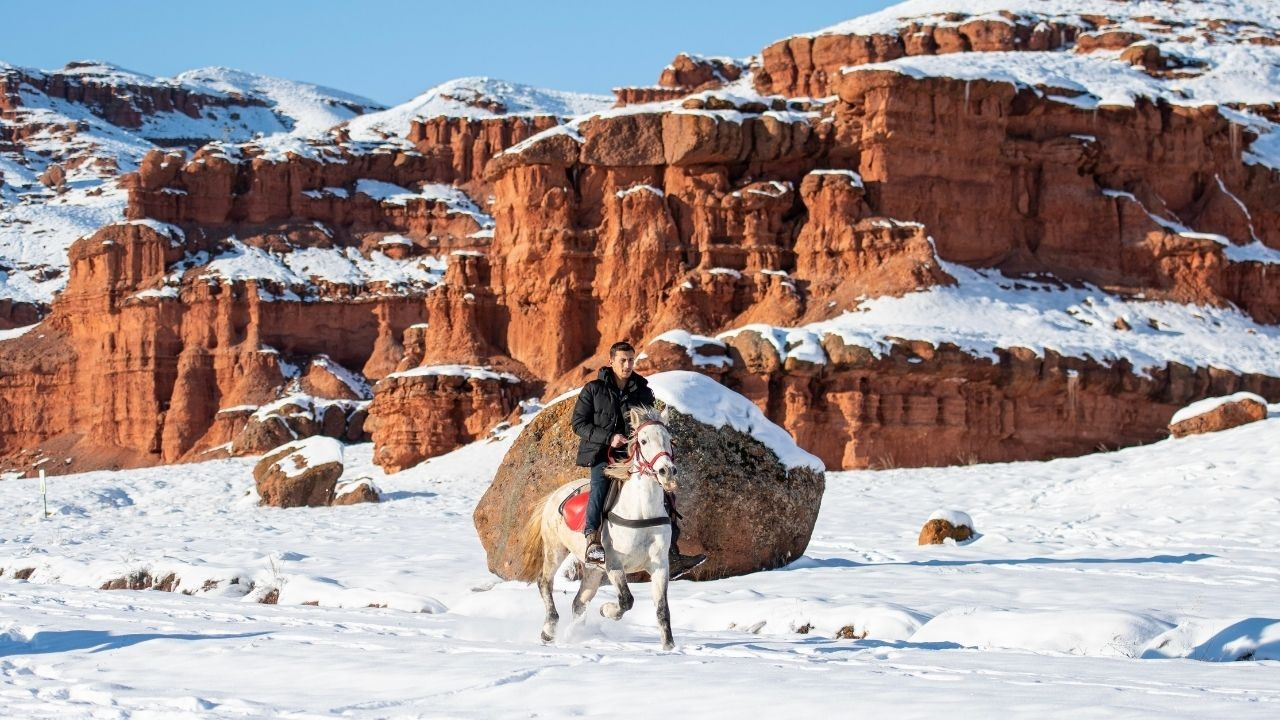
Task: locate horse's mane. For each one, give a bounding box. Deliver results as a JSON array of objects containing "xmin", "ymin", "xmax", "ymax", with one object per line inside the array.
[
  {"xmin": 602, "ymin": 405, "xmax": 664, "ymax": 480},
  {"xmin": 629, "ymin": 406, "xmax": 663, "ymax": 427}
]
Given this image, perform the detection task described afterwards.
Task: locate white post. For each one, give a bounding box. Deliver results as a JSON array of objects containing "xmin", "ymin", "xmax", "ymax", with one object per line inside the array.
[{"xmin": 39, "ymin": 469, "xmax": 48, "ymax": 519}]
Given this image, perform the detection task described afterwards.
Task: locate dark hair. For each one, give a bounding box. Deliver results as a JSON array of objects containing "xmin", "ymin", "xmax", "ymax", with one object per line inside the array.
[{"xmin": 608, "ymin": 341, "xmax": 635, "ymax": 357}]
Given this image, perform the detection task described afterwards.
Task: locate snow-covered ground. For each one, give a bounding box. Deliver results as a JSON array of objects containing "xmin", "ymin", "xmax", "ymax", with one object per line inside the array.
[{"xmin": 2, "ymin": 398, "xmax": 1278, "ymax": 717}]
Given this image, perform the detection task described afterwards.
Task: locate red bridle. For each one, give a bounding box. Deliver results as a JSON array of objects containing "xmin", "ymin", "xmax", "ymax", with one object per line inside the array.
[{"xmin": 623, "ymin": 419, "xmax": 675, "ymax": 481}]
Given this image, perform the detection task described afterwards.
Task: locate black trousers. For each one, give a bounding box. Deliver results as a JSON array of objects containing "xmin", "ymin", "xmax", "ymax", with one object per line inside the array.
[{"xmin": 583, "ymin": 460, "xmax": 610, "ymax": 535}]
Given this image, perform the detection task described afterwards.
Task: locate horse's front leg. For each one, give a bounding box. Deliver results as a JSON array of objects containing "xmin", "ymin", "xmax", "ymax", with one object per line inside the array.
[
  {"xmin": 572, "ymin": 566, "xmax": 605, "ymax": 620},
  {"xmin": 650, "ymin": 534, "xmax": 674, "ymax": 650},
  {"xmin": 650, "ymin": 565, "xmax": 674, "ymax": 650},
  {"xmin": 599, "ymin": 565, "xmax": 634, "ymax": 620}
]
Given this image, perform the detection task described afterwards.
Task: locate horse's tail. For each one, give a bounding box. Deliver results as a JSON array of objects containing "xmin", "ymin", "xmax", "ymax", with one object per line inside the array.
[{"xmin": 513, "ymin": 490, "xmax": 554, "ymax": 582}]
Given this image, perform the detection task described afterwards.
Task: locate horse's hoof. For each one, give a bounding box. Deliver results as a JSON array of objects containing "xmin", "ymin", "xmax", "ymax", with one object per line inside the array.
[
  {"xmin": 600, "ymin": 602, "xmax": 622, "ymax": 620},
  {"xmin": 540, "ymin": 630, "xmax": 554, "ymax": 644},
  {"xmin": 661, "ymin": 641, "xmax": 675, "ymax": 652}
]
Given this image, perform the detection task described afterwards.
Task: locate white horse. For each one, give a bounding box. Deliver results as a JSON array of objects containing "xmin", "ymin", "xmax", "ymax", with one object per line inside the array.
[{"xmin": 515, "ymin": 406, "xmax": 678, "ymax": 650}]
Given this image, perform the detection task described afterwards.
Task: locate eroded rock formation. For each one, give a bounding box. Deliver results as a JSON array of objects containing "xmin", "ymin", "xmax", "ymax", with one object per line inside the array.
[
  {"xmin": 639, "ymin": 332, "xmax": 1280, "ymax": 469},
  {"xmin": 3, "ymin": 1, "xmax": 1280, "ymax": 475}
]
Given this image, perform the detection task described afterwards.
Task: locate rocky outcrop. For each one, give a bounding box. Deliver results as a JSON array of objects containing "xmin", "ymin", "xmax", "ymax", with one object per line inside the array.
[
  {"xmin": 612, "ymin": 87, "xmax": 690, "ymax": 106},
  {"xmin": 792, "ymin": 171, "xmax": 954, "ymax": 315},
  {"xmin": 0, "ymin": 62, "xmax": 268, "ymax": 132},
  {"xmin": 332, "ymin": 477, "xmax": 381, "ymax": 505},
  {"xmin": 253, "ymin": 436, "xmax": 344, "ymax": 508},
  {"xmin": 1169, "ymin": 392, "xmax": 1269, "ymax": 438},
  {"xmin": 366, "ymin": 366, "xmax": 525, "ymax": 473},
  {"xmin": 639, "ymin": 333, "xmax": 1280, "ymax": 470},
  {"xmin": 0, "ymin": 299, "xmax": 44, "ymax": 329},
  {"xmin": 229, "ymin": 396, "xmax": 368, "ymax": 455},
  {"xmin": 659, "ymin": 53, "xmax": 745, "ymax": 91},
  {"xmin": 0, "ymin": 218, "xmax": 424, "ymax": 474},
  {"xmin": 124, "ymin": 147, "xmax": 486, "ymax": 245},
  {"xmin": 919, "ymin": 516, "xmax": 974, "ymax": 545},
  {"xmin": 832, "ymin": 69, "xmax": 1280, "ymax": 319},
  {"xmin": 405, "ymin": 115, "xmax": 561, "ymax": 185},
  {"xmin": 473, "ymin": 386, "xmax": 825, "ymax": 581},
  {"xmin": 755, "ymin": 14, "xmax": 1082, "ymax": 98},
  {"xmin": 612, "ymin": 52, "xmax": 746, "ymax": 106}
]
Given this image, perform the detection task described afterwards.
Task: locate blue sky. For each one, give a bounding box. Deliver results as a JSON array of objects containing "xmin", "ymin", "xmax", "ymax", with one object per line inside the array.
[{"xmin": 3, "ymin": 1, "xmax": 897, "ymax": 105}]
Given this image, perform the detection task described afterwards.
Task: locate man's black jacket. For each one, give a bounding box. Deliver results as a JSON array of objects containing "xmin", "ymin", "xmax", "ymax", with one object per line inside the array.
[{"xmin": 570, "ymin": 367, "xmax": 656, "ymax": 466}]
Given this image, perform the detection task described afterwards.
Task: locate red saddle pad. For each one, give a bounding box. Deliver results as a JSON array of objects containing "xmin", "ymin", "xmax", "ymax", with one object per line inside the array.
[{"xmin": 559, "ymin": 485, "xmax": 589, "ymax": 533}]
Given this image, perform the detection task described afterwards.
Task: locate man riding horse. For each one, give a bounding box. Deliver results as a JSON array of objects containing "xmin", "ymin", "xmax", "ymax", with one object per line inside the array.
[{"xmin": 570, "ymin": 341, "xmax": 706, "ymax": 578}]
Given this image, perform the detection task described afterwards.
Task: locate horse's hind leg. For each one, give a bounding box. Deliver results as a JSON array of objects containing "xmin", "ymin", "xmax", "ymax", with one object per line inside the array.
[
  {"xmin": 572, "ymin": 566, "xmax": 605, "ymax": 620},
  {"xmin": 599, "ymin": 568, "xmax": 633, "ymax": 621},
  {"xmin": 538, "ymin": 544, "xmax": 568, "ymax": 643},
  {"xmin": 650, "ymin": 565, "xmax": 674, "ymax": 650}
]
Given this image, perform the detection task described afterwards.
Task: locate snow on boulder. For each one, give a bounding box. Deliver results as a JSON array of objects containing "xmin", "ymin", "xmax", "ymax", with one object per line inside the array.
[
  {"xmin": 474, "ymin": 370, "xmax": 825, "ymax": 581},
  {"xmin": 1169, "ymin": 392, "xmax": 1268, "ymax": 438},
  {"xmin": 918, "ymin": 509, "xmax": 974, "ymax": 545},
  {"xmin": 332, "ymin": 477, "xmax": 381, "ymax": 506},
  {"xmin": 253, "ymin": 436, "xmax": 344, "ymax": 508}
]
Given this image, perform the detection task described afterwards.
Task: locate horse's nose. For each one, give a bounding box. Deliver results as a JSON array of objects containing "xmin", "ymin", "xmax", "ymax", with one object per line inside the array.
[{"xmin": 658, "ymin": 465, "xmax": 669, "ymax": 478}]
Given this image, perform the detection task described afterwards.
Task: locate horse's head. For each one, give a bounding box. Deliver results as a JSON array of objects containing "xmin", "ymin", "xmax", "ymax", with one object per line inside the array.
[{"xmin": 628, "ymin": 406, "xmax": 677, "ymax": 492}]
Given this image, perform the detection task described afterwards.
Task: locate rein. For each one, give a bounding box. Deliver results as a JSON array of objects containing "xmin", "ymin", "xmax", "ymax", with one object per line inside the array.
[{"xmin": 627, "ymin": 420, "xmax": 674, "ymax": 480}]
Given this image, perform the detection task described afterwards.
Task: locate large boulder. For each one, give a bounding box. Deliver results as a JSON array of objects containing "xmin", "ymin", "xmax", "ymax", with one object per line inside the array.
[
  {"xmin": 474, "ymin": 370, "xmax": 825, "ymax": 581},
  {"xmin": 254, "ymin": 436, "xmax": 344, "ymax": 508},
  {"xmin": 1169, "ymin": 392, "xmax": 1268, "ymax": 438}
]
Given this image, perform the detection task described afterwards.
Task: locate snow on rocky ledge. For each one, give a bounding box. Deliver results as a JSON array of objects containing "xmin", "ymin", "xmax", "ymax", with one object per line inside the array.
[
  {"xmin": 1169, "ymin": 391, "xmax": 1268, "ymax": 426},
  {"xmin": 344, "ymin": 76, "xmax": 613, "ymax": 141}
]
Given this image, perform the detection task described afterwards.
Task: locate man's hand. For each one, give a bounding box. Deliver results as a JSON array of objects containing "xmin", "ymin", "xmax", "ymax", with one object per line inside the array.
[{"xmin": 609, "ymin": 434, "xmax": 627, "ymax": 448}]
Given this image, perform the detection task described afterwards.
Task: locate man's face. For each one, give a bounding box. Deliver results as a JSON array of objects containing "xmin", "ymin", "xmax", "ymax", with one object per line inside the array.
[{"xmin": 611, "ymin": 350, "xmax": 635, "ymax": 380}]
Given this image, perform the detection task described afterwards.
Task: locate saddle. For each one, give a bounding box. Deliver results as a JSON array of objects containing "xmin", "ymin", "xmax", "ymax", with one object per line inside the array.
[{"xmin": 558, "ymin": 476, "xmax": 622, "ymax": 533}]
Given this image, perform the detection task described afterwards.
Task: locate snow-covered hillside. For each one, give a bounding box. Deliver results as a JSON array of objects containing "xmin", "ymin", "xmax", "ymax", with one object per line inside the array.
[
  {"xmin": 0, "ymin": 61, "xmax": 386, "ymax": 309},
  {"xmin": 2, "ymin": 397, "xmax": 1278, "ymax": 716},
  {"xmin": 4, "ymin": 60, "xmax": 383, "ymax": 145},
  {"xmin": 0, "ymin": 65, "xmax": 615, "ymax": 311},
  {"xmin": 344, "ymin": 76, "xmax": 612, "ymax": 142}
]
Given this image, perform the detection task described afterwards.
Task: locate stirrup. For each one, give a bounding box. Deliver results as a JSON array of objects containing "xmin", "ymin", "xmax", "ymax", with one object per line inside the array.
[{"xmin": 585, "ymin": 536, "xmax": 606, "ymax": 566}]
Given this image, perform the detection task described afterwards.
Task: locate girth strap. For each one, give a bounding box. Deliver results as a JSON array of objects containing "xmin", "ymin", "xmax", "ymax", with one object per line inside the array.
[{"xmin": 607, "ymin": 511, "xmax": 671, "ymax": 529}]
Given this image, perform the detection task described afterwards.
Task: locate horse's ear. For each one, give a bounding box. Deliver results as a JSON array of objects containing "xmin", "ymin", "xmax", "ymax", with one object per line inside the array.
[
  {"xmin": 628, "ymin": 406, "xmax": 642, "ymax": 429},
  {"xmin": 659, "ymin": 406, "xmax": 669, "ymax": 424}
]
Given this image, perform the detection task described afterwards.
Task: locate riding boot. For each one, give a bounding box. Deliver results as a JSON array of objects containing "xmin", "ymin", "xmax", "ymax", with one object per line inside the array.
[
  {"xmin": 584, "ymin": 529, "xmax": 606, "ymax": 566},
  {"xmin": 664, "ymin": 492, "xmax": 707, "ymax": 580},
  {"xmin": 668, "ymin": 549, "xmax": 707, "ymax": 580}
]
